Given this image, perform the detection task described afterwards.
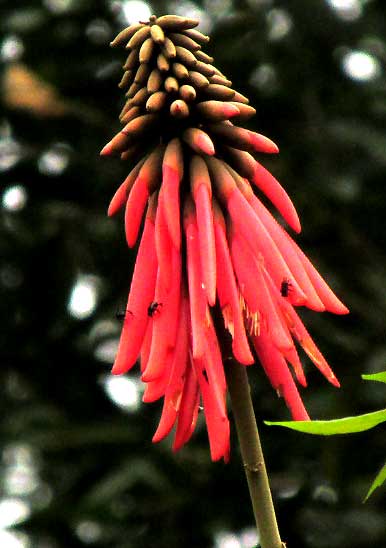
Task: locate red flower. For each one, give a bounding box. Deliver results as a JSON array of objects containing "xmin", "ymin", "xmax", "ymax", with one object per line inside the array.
[{"xmin": 102, "ymin": 15, "xmax": 349, "ymax": 461}]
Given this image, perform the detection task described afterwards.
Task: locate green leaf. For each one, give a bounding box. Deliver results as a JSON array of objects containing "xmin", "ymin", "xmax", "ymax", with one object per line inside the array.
[
  {"xmin": 265, "ymin": 408, "xmax": 386, "ymax": 435},
  {"xmin": 362, "ymin": 371, "xmax": 386, "ymax": 384},
  {"xmin": 364, "ymin": 462, "xmax": 386, "ymax": 502}
]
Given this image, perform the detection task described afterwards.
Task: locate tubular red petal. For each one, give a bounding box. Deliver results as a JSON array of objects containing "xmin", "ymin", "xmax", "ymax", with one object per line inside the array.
[
  {"xmin": 107, "ymin": 158, "xmax": 145, "ymax": 217},
  {"xmin": 229, "ymin": 229, "xmax": 261, "ymax": 313},
  {"xmin": 142, "ymin": 350, "xmax": 174, "ymax": 402},
  {"xmin": 226, "ymin": 185, "xmax": 306, "ymax": 305},
  {"xmin": 252, "ymin": 161, "xmax": 301, "ymax": 233},
  {"xmin": 142, "ymin": 243, "xmax": 182, "ymax": 382},
  {"xmin": 162, "ymin": 138, "xmax": 183, "ymax": 249},
  {"xmin": 213, "ymin": 207, "xmax": 254, "ymax": 364},
  {"xmin": 190, "ymin": 157, "xmax": 216, "ymax": 305},
  {"xmin": 183, "ymin": 127, "xmax": 215, "ymax": 155},
  {"xmin": 124, "ymin": 147, "xmax": 164, "ymax": 247},
  {"xmin": 184, "ymin": 199, "xmax": 209, "ymax": 359},
  {"xmin": 154, "ymin": 190, "xmax": 173, "ymax": 290},
  {"xmin": 194, "ymin": 183, "xmax": 217, "ymax": 306},
  {"xmin": 249, "ymin": 194, "xmax": 325, "ymax": 311},
  {"xmin": 296, "ymin": 247, "xmax": 349, "ymax": 315},
  {"xmin": 254, "ymin": 262, "xmax": 294, "ymax": 352},
  {"xmin": 140, "ymin": 320, "xmax": 153, "ymax": 373},
  {"xmin": 124, "ymin": 177, "xmax": 149, "ymax": 247},
  {"xmin": 225, "ymin": 147, "xmax": 301, "ymax": 233},
  {"xmin": 279, "ymin": 300, "xmax": 340, "ymax": 387},
  {"xmin": 283, "ymin": 346, "xmax": 307, "ymax": 387},
  {"xmin": 192, "ymin": 351, "xmax": 230, "ymax": 462},
  {"xmin": 112, "ymin": 210, "xmax": 158, "ymax": 374},
  {"xmin": 251, "ymin": 327, "xmax": 310, "ymax": 421},
  {"xmin": 152, "ymin": 295, "xmax": 190, "ymax": 443},
  {"xmin": 173, "ymin": 363, "xmax": 200, "ymax": 451}
]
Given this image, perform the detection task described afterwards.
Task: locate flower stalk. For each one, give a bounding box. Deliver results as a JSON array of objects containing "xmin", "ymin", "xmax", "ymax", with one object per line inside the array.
[{"xmin": 225, "ymin": 357, "xmax": 284, "ymax": 548}]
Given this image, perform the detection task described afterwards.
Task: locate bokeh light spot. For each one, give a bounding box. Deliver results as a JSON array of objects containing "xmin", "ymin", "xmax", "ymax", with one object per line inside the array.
[
  {"xmin": 76, "ymin": 520, "xmax": 102, "ymax": 544},
  {"xmin": 249, "ymin": 63, "xmax": 277, "ymax": 93},
  {"xmin": 103, "ymin": 375, "xmax": 141, "ymax": 411},
  {"xmin": 94, "ymin": 337, "xmax": 119, "ymax": 363},
  {"xmin": 214, "ymin": 532, "xmax": 241, "ymax": 548},
  {"xmin": 86, "ymin": 19, "xmax": 112, "ymax": 44},
  {"xmin": 2, "ymin": 185, "xmax": 27, "ymax": 212},
  {"xmin": 120, "ymin": 1, "xmax": 152, "ymax": 24},
  {"xmin": 267, "ymin": 8, "xmax": 292, "ymax": 41},
  {"xmin": 342, "ymin": 50, "xmax": 381, "ymax": 81},
  {"xmin": 0, "ymin": 531, "xmax": 29, "ymax": 548},
  {"xmin": 0, "ymin": 139, "xmax": 22, "ymax": 172},
  {"xmin": 0, "ymin": 498, "xmax": 31, "ymax": 528},
  {"xmin": 43, "ymin": 0, "xmax": 75, "ymax": 13},
  {"xmin": 67, "ymin": 275, "xmax": 99, "ymax": 319},
  {"xmin": 168, "ymin": 1, "xmax": 212, "ymax": 33},
  {"xmin": 326, "ymin": 0, "xmax": 362, "ymax": 21},
  {"xmin": 37, "ymin": 143, "xmax": 70, "ymax": 176},
  {"xmin": 0, "ymin": 36, "xmax": 24, "ymax": 62}
]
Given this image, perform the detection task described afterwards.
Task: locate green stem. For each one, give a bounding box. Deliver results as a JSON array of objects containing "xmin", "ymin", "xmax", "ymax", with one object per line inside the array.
[{"xmin": 225, "ymin": 359, "xmax": 285, "ymax": 548}]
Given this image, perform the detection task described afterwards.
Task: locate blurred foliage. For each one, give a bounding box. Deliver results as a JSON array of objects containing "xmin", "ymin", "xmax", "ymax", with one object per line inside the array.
[{"xmin": 1, "ymin": 0, "xmax": 386, "ymax": 547}]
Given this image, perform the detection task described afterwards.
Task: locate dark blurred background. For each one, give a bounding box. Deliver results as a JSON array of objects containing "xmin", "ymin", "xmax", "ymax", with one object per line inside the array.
[{"xmin": 1, "ymin": 0, "xmax": 386, "ymax": 546}]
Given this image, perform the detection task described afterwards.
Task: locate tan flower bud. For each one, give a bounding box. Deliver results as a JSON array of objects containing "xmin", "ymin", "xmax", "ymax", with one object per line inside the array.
[
  {"xmin": 127, "ymin": 26, "xmax": 151, "ymax": 49},
  {"xmin": 170, "ymin": 99, "xmax": 190, "ymax": 118},
  {"xmin": 229, "ymin": 102, "xmax": 256, "ymax": 120},
  {"xmin": 182, "ymin": 28, "xmax": 210, "ymax": 44},
  {"xmin": 119, "ymin": 100, "xmax": 132, "ymax": 120},
  {"xmin": 169, "ymin": 33, "xmax": 201, "ymax": 51},
  {"xmin": 232, "ymin": 91, "xmax": 249, "ymax": 104},
  {"xmin": 179, "ymin": 84, "xmax": 196, "ymax": 102},
  {"xmin": 172, "ymin": 62, "xmax": 189, "ymax": 79},
  {"xmin": 196, "ymin": 100, "xmax": 240, "ymax": 121},
  {"xmin": 120, "ymin": 106, "xmax": 141, "ymax": 124},
  {"xmin": 130, "ymin": 87, "xmax": 149, "ymax": 107},
  {"xmin": 157, "ymin": 52, "xmax": 170, "ymax": 72},
  {"xmin": 146, "ymin": 91, "xmax": 167, "ymax": 112},
  {"xmin": 205, "ymin": 84, "xmax": 236, "ymax": 100},
  {"xmin": 156, "ymin": 15, "xmax": 199, "ymax": 31},
  {"xmin": 162, "ymin": 37, "xmax": 177, "ymax": 58},
  {"xmin": 118, "ymin": 70, "xmax": 133, "ymax": 89},
  {"xmin": 150, "ymin": 24, "xmax": 165, "ymax": 44},
  {"xmin": 195, "ymin": 61, "xmax": 215, "ymax": 77},
  {"xmin": 121, "ymin": 114, "xmax": 157, "ymax": 140},
  {"xmin": 147, "ymin": 68, "xmax": 163, "ymax": 93},
  {"xmin": 139, "ymin": 37, "xmax": 154, "ymax": 63},
  {"xmin": 110, "ymin": 23, "xmax": 144, "ymax": 47},
  {"xmin": 123, "ymin": 49, "xmax": 138, "ymax": 70},
  {"xmin": 126, "ymin": 82, "xmax": 141, "ymax": 98},
  {"xmin": 195, "ymin": 50, "xmax": 214, "ymax": 64},
  {"xmin": 209, "ymin": 74, "xmax": 232, "ymax": 87},
  {"xmin": 175, "ymin": 46, "xmax": 197, "ymax": 67},
  {"xmin": 134, "ymin": 63, "xmax": 150, "ymax": 85},
  {"xmin": 187, "ymin": 70, "xmax": 210, "ymax": 88},
  {"xmin": 165, "ymin": 76, "xmax": 179, "ymax": 93}
]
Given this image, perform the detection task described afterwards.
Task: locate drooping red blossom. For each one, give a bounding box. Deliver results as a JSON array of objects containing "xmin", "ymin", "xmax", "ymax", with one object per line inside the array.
[{"xmin": 102, "ymin": 15, "xmax": 349, "ymax": 462}]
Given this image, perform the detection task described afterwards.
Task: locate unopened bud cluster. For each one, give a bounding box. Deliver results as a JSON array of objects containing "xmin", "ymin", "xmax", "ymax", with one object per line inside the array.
[{"xmin": 101, "ymin": 14, "xmax": 269, "ymax": 160}]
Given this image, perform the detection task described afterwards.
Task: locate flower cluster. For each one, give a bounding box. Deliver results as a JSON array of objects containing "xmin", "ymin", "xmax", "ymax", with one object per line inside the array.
[{"xmin": 102, "ymin": 15, "xmax": 349, "ymax": 461}]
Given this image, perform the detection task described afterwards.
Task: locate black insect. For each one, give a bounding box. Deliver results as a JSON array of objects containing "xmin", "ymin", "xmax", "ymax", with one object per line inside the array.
[
  {"xmin": 115, "ymin": 308, "xmax": 133, "ymax": 321},
  {"xmin": 147, "ymin": 301, "xmax": 162, "ymax": 317},
  {"xmin": 280, "ymin": 278, "xmax": 292, "ymax": 297}
]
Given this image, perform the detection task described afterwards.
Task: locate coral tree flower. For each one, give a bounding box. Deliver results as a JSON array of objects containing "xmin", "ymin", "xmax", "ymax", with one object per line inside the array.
[{"xmin": 102, "ymin": 14, "xmax": 349, "ymax": 462}]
